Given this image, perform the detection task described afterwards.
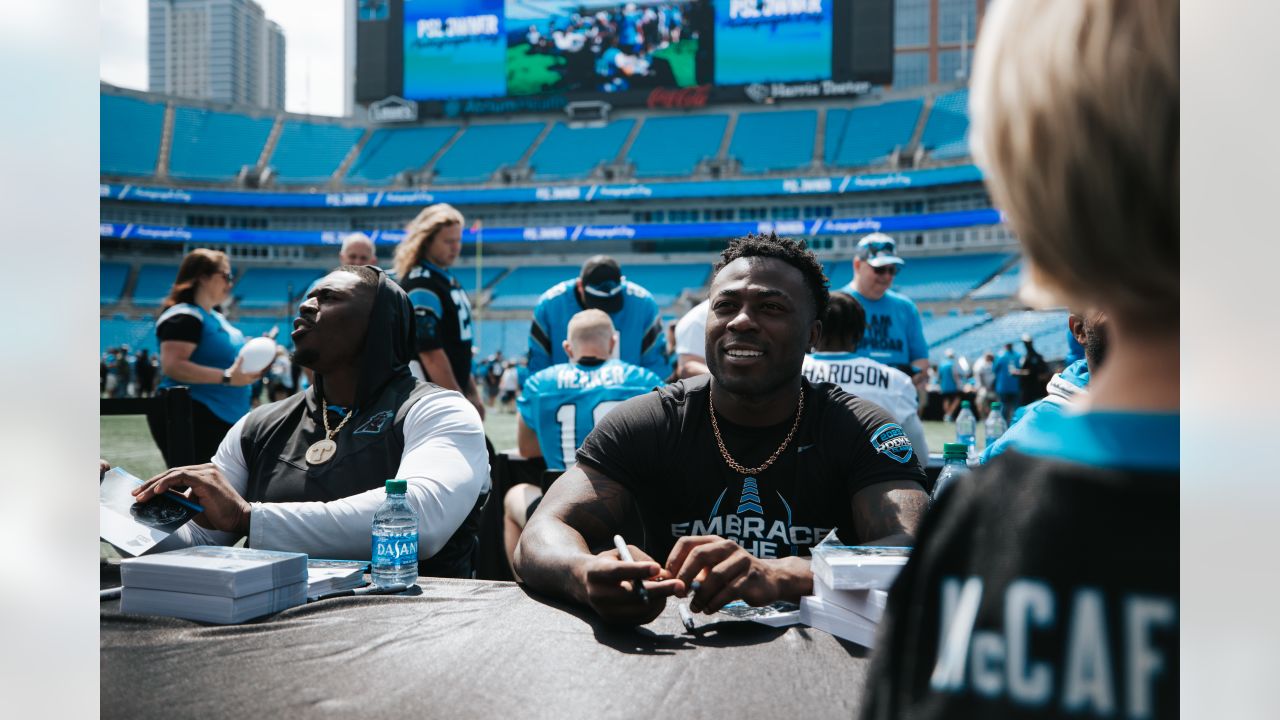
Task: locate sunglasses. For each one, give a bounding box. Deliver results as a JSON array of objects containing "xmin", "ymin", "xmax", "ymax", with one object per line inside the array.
[
  {"xmin": 216, "ymin": 270, "xmax": 235, "ymax": 282},
  {"xmin": 871, "ymin": 265, "xmax": 899, "ymax": 277}
]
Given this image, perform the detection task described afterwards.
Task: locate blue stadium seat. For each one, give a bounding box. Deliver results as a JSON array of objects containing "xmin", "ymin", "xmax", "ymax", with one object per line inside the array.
[
  {"xmin": 232, "ymin": 268, "xmax": 324, "ymax": 310},
  {"xmin": 923, "ymin": 311, "xmax": 991, "ymax": 347},
  {"xmin": 728, "ymin": 110, "xmax": 816, "ymax": 173},
  {"xmin": 486, "ymin": 266, "xmax": 578, "ymax": 310},
  {"xmin": 622, "ymin": 264, "xmax": 710, "ymax": 307},
  {"xmin": 100, "ymin": 316, "xmax": 159, "ymax": 354},
  {"xmin": 132, "ymin": 266, "xmax": 179, "ymax": 307},
  {"xmin": 346, "ymin": 126, "xmax": 459, "ymax": 185},
  {"xmin": 269, "ymin": 121, "xmax": 366, "ymax": 184},
  {"xmin": 920, "ymin": 90, "xmax": 970, "ymax": 160},
  {"xmin": 627, "ymin": 115, "xmax": 728, "ymax": 177},
  {"xmin": 101, "ymin": 263, "xmax": 130, "ymax": 305},
  {"xmin": 169, "ymin": 107, "xmax": 275, "ymax": 182},
  {"xmin": 893, "ymin": 253, "xmax": 1013, "ymax": 302},
  {"xmin": 932, "ymin": 310, "xmax": 1070, "ymax": 365},
  {"xmin": 822, "ymin": 260, "xmax": 854, "ymax": 291},
  {"xmin": 455, "ymin": 266, "xmax": 507, "ymax": 300},
  {"xmin": 529, "ymin": 120, "xmax": 635, "ymax": 180},
  {"xmin": 234, "ymin": 317, "xmax": 296, "ymax": 349},
  {"xmin": 432, "ymin": 123, "xmax": 545, "ymax": 184},
  {"xmin": 971, "ymin": 262, "xmax": 1022, "ymax": 300},
  {"xmin": 101, "ymin": 95, "xmax": 165, "ymax": 176},
  {"xmin": 824, "ymin": 99, "xmax": 923, "ymax": 168},
  {"xmin": 473, "ymin": 319, "xmax": 531, "ymax": 359}
]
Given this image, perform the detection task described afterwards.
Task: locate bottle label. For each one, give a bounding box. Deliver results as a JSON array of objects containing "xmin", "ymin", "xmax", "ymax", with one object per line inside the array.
[{"xmin": 372, "ymin": 533, "xmax": 418, "ymax": 566}]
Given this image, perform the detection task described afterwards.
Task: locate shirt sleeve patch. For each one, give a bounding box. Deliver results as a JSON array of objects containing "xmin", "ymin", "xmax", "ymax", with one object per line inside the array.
[{"xmin": 870, "ymin": 422, "xmax": 915, "ymax": 464}]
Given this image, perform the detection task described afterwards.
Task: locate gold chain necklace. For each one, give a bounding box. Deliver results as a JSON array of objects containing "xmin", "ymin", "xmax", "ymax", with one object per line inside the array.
[
  {"xmin": 709, "ymin": 386, "xmax": 804, "ymax": 475},
  {"xmin": 305, "ymin": 396, "xmax": 355, "ymax": 466}
]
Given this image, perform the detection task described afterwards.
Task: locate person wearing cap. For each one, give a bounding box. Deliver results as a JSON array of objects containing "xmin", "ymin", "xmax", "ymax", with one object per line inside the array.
[
  {"xmin": 1012, "ymin": 332, "xmax": 1049, "ymax": 407},
  {"xmin": 127, "ymin": 265, "xmax": 491, "ymax": 578},
  {"xmin": 993, "ymin": 341, "xmax": 1021, "ymax": 422},
  {"xmin": 527, "ymin": 255, "xmax": 669, "ymax": 378},
  {"xmin": 936, "ymin": 348, "xmax": 963, "ymax": 421},
  {"xmin": 837, "ymin": 233, "xmax": 930, "ymax": 389}
]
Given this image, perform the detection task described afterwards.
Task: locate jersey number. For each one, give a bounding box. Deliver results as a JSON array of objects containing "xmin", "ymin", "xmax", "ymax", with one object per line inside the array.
[
  {"xmin": 451, "ymin": 289, "xmax": 473, "ymax": 342},
  {"xmin": 555, "ymin": 401, "xmax": 622, "ymax": 466}
]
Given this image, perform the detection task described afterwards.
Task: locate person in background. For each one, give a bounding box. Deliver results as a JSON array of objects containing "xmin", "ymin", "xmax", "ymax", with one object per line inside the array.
[
  {"xmin": 503, "ymin": 310, "xmax": 663, "ymax": 571},
  {"xmin": 981, "ymin": 311, "xmax": 1108, "ymax": 462},
  {"xmin": 150, "ymin": 249, "xmax": 262, "ymax": 466},
  {"xmin": 1013, "ymin": 332, "xmax": 1049, "ymax": 406},
  {"xmin": 861, "ymin": 1, "xmax": 1178, "ymax": 716},
  {"xmin": 673, "ymin": 298, "xmax": 710, "ymax": 378},
  {"xmin": 393, "ymin": 204, "xmax": 484, "ymax": 420},
  {"xmin": 803, "ymin": 292, "xmax": 929, "ymax": 469},
  {"xmin": 528, "ymin": 255, "xmax": 669, "ymax": 378},
  {"xmin": 484, "ymin": 350, "xmax": 504, "ymax": 409},
  {"xmin": 936, "ymin": 349, "xmax": 963, "ymax": 421},
  {"xmin": 993, "ymin": 341, "xmax": 1021, "ymax": 421},
  {"xmin": 134, "ymin": 349, "xmax": 157, "ymax": 398},
  {"xmin": 970, "ymin": 350, "xmax": 996, "ymax": 417},
  {"xmin": 837, "ymin": 234, "xmax": 930, "ymax": 390},
  {"xmin": 338, "ymin": 232, "xmax": 377, "ymax": 267},
  {"xmin": 499, "ymin": 361, "xmax": 520, "ymax": 413}
]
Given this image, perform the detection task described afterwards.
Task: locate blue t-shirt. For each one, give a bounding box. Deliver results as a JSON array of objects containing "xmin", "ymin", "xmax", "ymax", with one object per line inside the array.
[
  {"xmin": 528, "ymin": 279, "xmax": 668, "ymax": 378},
  {"xmin": 155, "ymin": 303, "xmax": 251, "ymax": 425},
  {"xmin": 837, "ymin": 286, "xmax": 928, "ymax": 370},
  {"xmin": 937, "ymin": 359, "xmax": 958, "ymax": 393},
  {"xmin": 993, "ymin": 349, "xmax": 1021, "ymax": 394},
  {"xmin": 1012, "ymin": 409, "xmax": 1179, "ymax": 473},
  {"xmin": 517, "ymin": 358, "xmax": 663, "ymax": 470}
]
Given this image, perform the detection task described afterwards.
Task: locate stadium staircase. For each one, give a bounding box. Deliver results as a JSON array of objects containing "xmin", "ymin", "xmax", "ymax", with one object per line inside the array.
[
  {"xmin": 256, "ymin": 117, "xmax": 285, "ymax": 174},
  {"xmin": 716, "ymin": 110, "xmax": 739, "ymax": 161},
  {"xmin": 156, "ymin": 104, "xmax": 175, "ymax": 178},
  {"xmin": 331, "ymin": 127, "xmax": 374, "ymax": 186},
  {"xmin": 417, "ymin": 126, "xmax": 467, "ymax": 182},
  {"xmin": 905, "ymin": 95, "xmax": 935, "ymax": 165},
  {"xmin": 612, "ymin": 116, "xmax": 646, "ymax": 170},
  {"xmin": 812, "ymin": 108, "xmax": 828, "ymax": 172}
]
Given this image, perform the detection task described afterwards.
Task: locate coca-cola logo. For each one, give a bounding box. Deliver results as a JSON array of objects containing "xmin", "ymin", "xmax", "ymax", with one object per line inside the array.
[{"xmin": 647, "ymin": 85, "xmax": 711, "ymax": 109}]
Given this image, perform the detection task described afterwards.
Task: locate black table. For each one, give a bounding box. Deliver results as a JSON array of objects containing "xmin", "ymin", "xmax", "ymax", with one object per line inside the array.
[{"xmin": 101, "ymin": 563, "xmax": 872, "ymax": 719}]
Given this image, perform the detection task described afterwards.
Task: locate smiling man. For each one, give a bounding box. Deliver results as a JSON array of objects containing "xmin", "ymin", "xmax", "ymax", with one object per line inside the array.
[
  {"xmin": 133, "ymin": 265, "xmax": 491, "ymax": 578},
  {"xmin": 838, "ymin": 233, "xmax": 930, "ymax": 389},
  {"xmin": 513, "ymin": 234, "xmax": 929, "ymax": 625}
]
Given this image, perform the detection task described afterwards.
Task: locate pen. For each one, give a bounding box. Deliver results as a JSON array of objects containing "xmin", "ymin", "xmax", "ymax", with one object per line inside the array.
[
  {"xmin": 312, "ymin": 583, "xmax": 409, "ymax": 602},
  {"xmin": 101, "ymin": 586, "xmax": 122, "ymax": 601},
  {"xmin": 678, "ymin": 602, "xmax": 697, "ymax": 632},
  {"xmin": 612, "ymin": 534, "xmax": 650, "ymax": 604}
]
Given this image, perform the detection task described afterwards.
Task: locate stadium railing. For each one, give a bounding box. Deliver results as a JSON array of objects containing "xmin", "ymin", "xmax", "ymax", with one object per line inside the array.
[{"xmin": 100, "ymin": 386, "xmax": 195, "ymax": 468}]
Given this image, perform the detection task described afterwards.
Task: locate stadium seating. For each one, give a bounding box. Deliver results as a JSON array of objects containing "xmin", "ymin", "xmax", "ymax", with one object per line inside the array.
[
  {"xmin": 728, "ymin": 110, "xmax": 816, "ymax": 173},
  {"xmin": 101, "ymin": 263, "xmax": 131, "ymax": 305},
  {"xmin": 101, "ymin": 95, "xmax": 166, "ymax": 176},
  {"xmin": 919, "ymin": 89, "xmax": 970, "ymax": 160},
  {"xmin": 622, "ymin": 264, "xmax": 710, "ymax": 307},
  {"xmin": 486, "ymin": 266, "xmax": 579, "ymax": 309},
  {"xmin": 454, "ymin": 265, "xmax": 507, "ymax": 300},
  {"xmin": 168, "ymin": 107, "xmax": 275, "ymax": 182},
  {"xmin": 232, "ymin": 268, "xmax": 324, "ymax": 310},
  {"xmin": 824, "ymin": 99, "xmax": 923, "ymax": 169},
  {"xmin": 473, "ymin": 319, "xmax": 532, "ymax": 359},
  {"xmin": 268, "ymin": 121, "xmax": 366, "ymax": 184},
  {"xmin": 528, "ymin": 120, "xmax": 635, "ymax": 180},
  {"xmin": 626, "ymin": 115, "xmax": 729, "ymax": 177},
  {"xmin": 933, "ymin": 310, "xmax": 1069, "ymax": 365},
  {"xmin": 822, "ymin": 260, "xmax": 854, "ymax": 292},
  {"xmin": 894, "ymin": 253, "xmax": 1013, "ymax": 302},
  {"xmin": 101, "ymin": 316, "xmax": 157, "ymax": 354},
  {"xmin": 922, "ymin": 310, "xmax": 991, "ymax": 347},
  {"xmin": 346, "ymin": 126, "xmax": 459, "ymax": 185},
  {"xmin": 432, "ymin": 122, "xmax": 545, "ymax": 183},
  {"xmin": 970, "ymin": 262, "xmax": 1022, "ymax": 300},
  {"xmin": 234, "ymin": 317, "xmax": 296, "ymax": 349},
  {"xmin": 132, "ymin": 265, "xmax": 179, "ymax": 306}
]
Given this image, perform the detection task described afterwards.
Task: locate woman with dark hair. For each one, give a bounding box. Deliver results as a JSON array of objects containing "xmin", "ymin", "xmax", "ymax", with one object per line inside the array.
[{"xmin": 148, "ymin": 249, "xmax": 261, "ymax": 466}]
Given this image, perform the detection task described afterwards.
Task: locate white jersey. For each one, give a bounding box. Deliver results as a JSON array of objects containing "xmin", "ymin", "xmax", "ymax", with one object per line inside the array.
[
  {"xmin": 674, "ymin": 299, "xmax": 709, "ymax": 359},
  {"xmin": 803, "ymin": 352, "xmax": 929, "ymax": 467}
]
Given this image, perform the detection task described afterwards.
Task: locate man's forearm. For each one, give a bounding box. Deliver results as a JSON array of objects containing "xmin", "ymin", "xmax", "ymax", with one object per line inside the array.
[
  {"xmin": 513, "ymin": 518, "xmax": 597, "ymax": 606},
  {"xmin": 770, "ymin": 555, "xmax": 814, "ymax": 601},
  {"xmin": 420, "ymin": 350, "xmax": 462, "ymax": 391}
]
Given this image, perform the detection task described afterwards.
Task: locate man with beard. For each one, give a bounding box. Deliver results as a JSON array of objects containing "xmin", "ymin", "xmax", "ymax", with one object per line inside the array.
[
  {"xmin": 513, "ymin": 234, "xmax": 928, "ymax": 625},
  {"xmin": 132, "ymin": 265, "xmax": 490, "ymax": 578},
  {"xmin": 980, "ymin": 310, "xmax": 1107, "ymax": 463}
]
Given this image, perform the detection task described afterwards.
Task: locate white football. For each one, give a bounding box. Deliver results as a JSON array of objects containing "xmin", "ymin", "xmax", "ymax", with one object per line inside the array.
[{"xmin": 238, "ymin": 336, "xmax": 277, "ymax": 374}]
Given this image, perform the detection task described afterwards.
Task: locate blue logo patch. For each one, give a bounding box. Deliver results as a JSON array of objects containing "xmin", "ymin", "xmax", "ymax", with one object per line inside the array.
[
  {"xmin": 870, "ymin": 423, "xmax": 914, "ymax": 464},
  {"xmin": 354, "ymin": 410, "xmax": 395, "ymax": 436}
]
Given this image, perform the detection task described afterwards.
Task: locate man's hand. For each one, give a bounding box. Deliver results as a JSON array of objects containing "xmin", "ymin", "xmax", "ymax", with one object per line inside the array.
[
  {"xmin": 665, "ymin": 536, "xmax": 810, "ymax": 614},
  {"xmin": 133, "ymin": 463, "xmax": 252, "ymax": 535},
  {"xmin": 576, "ymin": 544, "xmax": 683, "ymax": 625},
  {"xmin": 99, "ymin": 459, "xmax": 111, "ymax": 480}
]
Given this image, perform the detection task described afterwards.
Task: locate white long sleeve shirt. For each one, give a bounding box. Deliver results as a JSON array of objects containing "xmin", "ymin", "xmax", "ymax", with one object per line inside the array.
[{"xmin": 156, "ymin": 391, "xmax": 490, "ymax": 560}]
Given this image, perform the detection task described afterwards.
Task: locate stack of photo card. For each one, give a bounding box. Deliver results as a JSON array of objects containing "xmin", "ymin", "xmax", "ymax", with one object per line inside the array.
[
  {"xmin": 800, "ymin": 577, "xmax": 889, "ymax": 648},
  {"xmin": 120, "ymin": 545, "xmax": 308, "ymax": 624},
  {"xmin": 801, "ymin": 533, "xmax": 910, "ymax": 647},
  {"xmin": 99, "ymin": 467, "xmax": 202, "ymax": 556},
  {"xmin": 306, "ymin": 559, "xmax": 369, "ymax": 600}
]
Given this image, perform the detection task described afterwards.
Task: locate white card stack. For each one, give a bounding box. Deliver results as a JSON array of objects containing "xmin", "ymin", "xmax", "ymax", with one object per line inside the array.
[
  {"xmin": 306, "ymin": 559, "xmax": 369, "ymax": 599},
  {"xmin": 801, "ymin": 544, "xmax": 909, "ymax": 647},
  {"xmin": 120, "ymin": 545, "xmax": 308, "ymax": 624}
]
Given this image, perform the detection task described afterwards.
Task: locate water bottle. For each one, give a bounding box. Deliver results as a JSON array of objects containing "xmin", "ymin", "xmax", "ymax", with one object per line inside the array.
[
  {"xmin": 371, "ymin": 479, "xmax": 419, "ymax": 588},
  {"xmin": 985, "ymin": 401, "xmax": 1008, "ymax": 449},
  {"xmin": 955, "ymin": 401, "xmax": 977, "ymax": 457},
  {"xmin": 932, "ymin": 443, "xmax": 971, "ymax": 502}
]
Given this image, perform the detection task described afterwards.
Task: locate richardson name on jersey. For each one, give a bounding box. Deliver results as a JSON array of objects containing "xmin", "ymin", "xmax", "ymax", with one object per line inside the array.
[
  {"xmin": 803, "ymin": 362, "xmax": 892, "ymax": 389},
  {"xmin": 930, "ymin": 576, "xmax": 1176, "ymax": 718}
]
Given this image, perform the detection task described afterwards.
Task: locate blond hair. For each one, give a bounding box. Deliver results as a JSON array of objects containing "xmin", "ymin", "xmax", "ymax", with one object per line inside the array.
[
  {"xmin": 393, "ymin": 203, "xmax": 465, "ymax": 279},
  {"xmin": 567, "ymin": 309, "xmax": 615, "ymax": 353},
  {"xmin": 970, "ymin": 0, "xmax": 1178, "ymax": 330}
]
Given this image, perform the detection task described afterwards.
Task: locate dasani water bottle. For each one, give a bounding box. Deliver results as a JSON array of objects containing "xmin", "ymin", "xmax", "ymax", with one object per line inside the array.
[
  {"xmin": 985, "ymin": 401, "xmax": 1008, "ymax": 449},
  {"xmin": 372, "ymin": 479, "xmax": 419, "ymax": 588},
  {"xmin": 955, "ymin": 401, "xmax": 977, "ymax": 458},
  {"xmin": 932, "ymin": 443, "xmax": 971, "ymax": 502}
]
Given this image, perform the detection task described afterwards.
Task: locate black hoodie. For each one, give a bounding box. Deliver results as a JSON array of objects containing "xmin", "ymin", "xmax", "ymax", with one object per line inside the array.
[{"xmin": 237, "ymin": 267, "xmax": 485, "ymax": 577}]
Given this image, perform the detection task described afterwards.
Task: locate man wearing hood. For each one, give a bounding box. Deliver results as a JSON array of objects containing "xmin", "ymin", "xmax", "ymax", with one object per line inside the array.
[
  {"xmin": 981, "ymin": 311, "xmax": 1107, "ymax": 463},
  {"xmin": 133, "ymin": 265, "xmax": 491, "ymax": 578}
]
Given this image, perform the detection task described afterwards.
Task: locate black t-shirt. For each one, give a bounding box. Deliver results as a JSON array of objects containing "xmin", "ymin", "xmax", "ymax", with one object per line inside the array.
[
  {"xmin": 576, "ymin": 375, "xmax": 928, "ymax": 563},
  {"xmin": 398, "ymin": 263, "xmax": 474, "ymax": 388},
  {"xmin": 861, "ymin": 450, "xmax": 1177, "ymax": 720}
]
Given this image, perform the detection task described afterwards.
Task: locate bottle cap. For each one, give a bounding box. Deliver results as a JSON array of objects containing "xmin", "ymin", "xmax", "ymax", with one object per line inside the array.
[
  {"xmin": 385, "ymin": 479, "xmax": 407, "ymax": 495},
  {"xmin": 961, "ymin": 400, "xmax": 971, "ymax": 408},
  {"xmin": 943, "ymin": 442, "xmax": 969, "ymax": 459},
  {"xmin": 991, "ymin": 401, "xmax": 1003, "ymax": 409}
]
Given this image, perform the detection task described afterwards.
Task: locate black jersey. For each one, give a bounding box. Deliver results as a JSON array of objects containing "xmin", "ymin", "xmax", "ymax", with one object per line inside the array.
[
  {"xmin": 576, "ymin": 374, "xmax": 927, "ymax": 563},
  {"xmin": 398, "ymin": 261, "xmax": 474, "ymax": 389},
  {"xmin": 861, "ymin": 450, "xmax": 1178, "ymax": 720}
]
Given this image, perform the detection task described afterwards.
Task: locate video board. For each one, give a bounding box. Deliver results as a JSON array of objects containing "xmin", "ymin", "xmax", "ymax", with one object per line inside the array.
[
  {"xmin": 403, "ymin": 0, "xmax": 506, "ymax": 100},
  {"xmin": 714, "ymin": 0, "xmax": 833, "ymax": 86}
]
